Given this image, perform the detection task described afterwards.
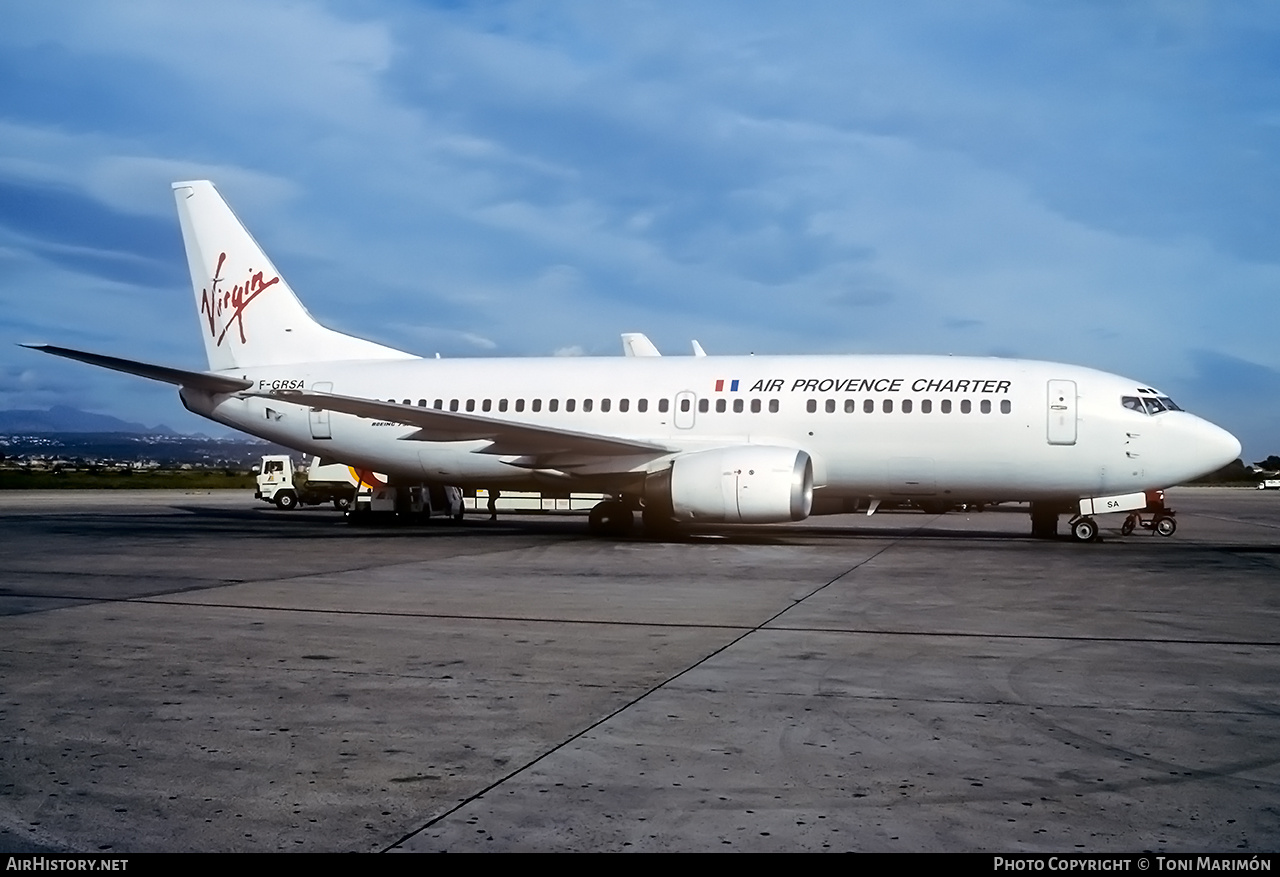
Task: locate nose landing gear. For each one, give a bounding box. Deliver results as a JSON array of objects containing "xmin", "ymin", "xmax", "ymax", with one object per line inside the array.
[{"xmin": 1069, "ymin": 516, "xmax": 1100, "ymax": 542}]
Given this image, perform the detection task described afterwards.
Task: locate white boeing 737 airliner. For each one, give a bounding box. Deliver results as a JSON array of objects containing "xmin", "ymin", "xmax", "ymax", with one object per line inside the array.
[{"xmin": 27, "ymin": 181, "xmax": 1241, "ymax": 541}]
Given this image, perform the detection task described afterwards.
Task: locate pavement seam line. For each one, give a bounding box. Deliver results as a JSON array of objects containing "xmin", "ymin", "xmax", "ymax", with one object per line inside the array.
[{"xmin": 381, "ymin": 527, "xmax": 926, "ymax": 852}]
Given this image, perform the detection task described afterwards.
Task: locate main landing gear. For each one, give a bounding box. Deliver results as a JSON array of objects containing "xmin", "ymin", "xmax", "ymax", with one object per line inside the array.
[
  {"xmin": 587, "ymin": 499, "xmax": 635, "ymax": 537},
  {"xmin": 588, "ymin": 496, "xmax": 676, "ymax": 538}
]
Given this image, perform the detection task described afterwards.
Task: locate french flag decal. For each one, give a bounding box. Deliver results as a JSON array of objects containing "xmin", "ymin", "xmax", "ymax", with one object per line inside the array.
[{"xmin": 714, "ymin": 379, "xmax": 740, "ymax": 392}]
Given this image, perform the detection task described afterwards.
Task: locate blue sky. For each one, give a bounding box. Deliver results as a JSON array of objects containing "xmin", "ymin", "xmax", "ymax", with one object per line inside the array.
[{"xmin": 1, "ymin": 1, "xmax": 1277, "ymax": 458}]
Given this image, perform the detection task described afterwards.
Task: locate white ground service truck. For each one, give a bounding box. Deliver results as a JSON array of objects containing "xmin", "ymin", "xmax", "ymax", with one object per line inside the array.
[{"xmin": 254, "ymin": 455, "xmax": 358, "ymax": 510}]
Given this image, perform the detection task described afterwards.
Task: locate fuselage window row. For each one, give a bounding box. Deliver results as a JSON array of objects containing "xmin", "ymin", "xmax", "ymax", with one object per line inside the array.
[
  {"xmin": 405, "ymin": 396, "xmax": 1010, "ymax": 417},
  {"xmin": 406, "ymin": 397, "xmax": 783, "ymax": 416},
  {"xmin": 805, "ymin": 398, "xmax": 1013, "ymax": 415}
]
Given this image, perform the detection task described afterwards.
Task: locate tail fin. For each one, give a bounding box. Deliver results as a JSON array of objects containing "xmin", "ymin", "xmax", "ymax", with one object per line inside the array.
[{"xmin": 172, "ymin": 180, "xmax": 414, "ymax": 371}]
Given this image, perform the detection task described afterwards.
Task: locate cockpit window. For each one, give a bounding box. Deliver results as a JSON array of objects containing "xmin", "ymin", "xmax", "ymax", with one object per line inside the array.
[{"xmin": 1122, "ymin": 395, "xmax": 1182, "ymax": 415}]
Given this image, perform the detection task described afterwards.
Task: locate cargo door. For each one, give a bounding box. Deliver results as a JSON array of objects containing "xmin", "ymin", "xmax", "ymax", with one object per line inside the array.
[
  {"xmin": 888, "ymin": 456, "xmax": 937, "ymax": 495},
  {"xmin": 1046, "ymin": 380, "xmax": 1077, "ymax": 445},
  {"xmin": 309, "ymin": 381, "xmax": 333, "ymax": 440}
]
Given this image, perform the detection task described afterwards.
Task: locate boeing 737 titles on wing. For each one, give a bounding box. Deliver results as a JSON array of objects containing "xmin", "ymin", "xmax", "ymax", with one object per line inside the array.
[{"xmin": 26, "ymin": 181, "xmax": 1242, "ymax": 541}]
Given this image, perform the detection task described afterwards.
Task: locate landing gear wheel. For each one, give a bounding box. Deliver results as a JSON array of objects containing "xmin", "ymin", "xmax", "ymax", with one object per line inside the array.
[
  {"xmin": 1120, "ymin": 515, "xmax": 1136, "ymax": 536},
  {"xmin": 588, "ymin": 501, "xmax": 634, "ymax": 537},
  {"xmin": 1071, "ymin": 517, "xmax": 1099, "ymax": 542},
  {"xmin": 1155, "ymin": 516, "xmax": 1177, "ymax": 537},
  {"xmin": 275, "ymin": 492, "xmax": 298, "ymax": 511}
]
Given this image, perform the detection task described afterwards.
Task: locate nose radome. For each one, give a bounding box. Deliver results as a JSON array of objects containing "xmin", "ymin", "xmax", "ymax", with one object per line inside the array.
[{"xmin": 1194, "ymin": 417, "xmax": 1242, "ymax": 470}]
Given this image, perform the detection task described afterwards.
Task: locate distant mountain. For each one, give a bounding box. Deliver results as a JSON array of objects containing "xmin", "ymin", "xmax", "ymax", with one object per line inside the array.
[{"xmin": 0, "ymin": 406, "xmax": 179, "ymax": 435}]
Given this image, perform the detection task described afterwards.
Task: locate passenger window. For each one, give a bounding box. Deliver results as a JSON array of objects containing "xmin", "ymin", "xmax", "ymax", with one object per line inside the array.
[
  {"xmin": 434, "ymin": 399, "xmax": 443, "ymax": 409},
  {"xmin": 960, "ymin": 399, "xmax": 972, "ymax": 414},
  {"xmin": 921, "ymin": 399, "xmax": 932, "ymax": 414},
  {"xmin": 620, "ymin": 399, "xmax": 630, "ymax": 412},
  {"xmin": 566, "ymin": 399, "xmax": 576, "ymax": 412},
  {"xmin": 863, "ymin": 399, "xmax": 874, "ymax": 414},
  {"xmin": 450, "ymin": 399, "xmax": 459, "ymax": 412},
  {"xmin": 845, "ymin": 399, "xmax": 856, "ymax": 413},
  {"xmin": 751, "ymin": 399, "xmax": 761, "ymax": 413},
  {"xmin": 515, "ymin": 399, "xmax": 525, "ymax": 412},
  {"xmin": 825, "ymin": 399, "xmax": 836, "ymax": 413},
  {"xmin": 883, "ymin": 399, "xmax": 893, "ymax": 413},
  {"xmin": 549, "ymin": 399, "xmax": 559, "ymax": 412},
  {"xmin": 466, "ymin": 399, "xmax": 475, "ymax": 412},
  {"xmin": 768, "ymin": 399, "xmax": 779, "ymax": 413},
  {"xmin": 498, "ymin": 399, "xmax": 508, "ymax": 412},
  {"xmin": 902, "ymin": 399, "xmax": 913, "ymax": 414},
  {"xmin": 807, "ymin": 399, "xmax": 817, "ymax": 413},
  {"xmin": 981, "ymin": 399, "xmax": 991, "ymax": 414},
  {"xmin": 733, "ymin": 399, "xmax": 744, "ymax": 413},
  {"xmin": 417, "ymin": 399, "xmax": 426, "ymax": 407},
  {"xmin": 402, "ymin": 399, "xmax": 410, "ymax": 405},
  {"xmin": 482, "ymin": 399, "xmax": 492, "ymax": 412},
  {"xmin": 941, "ymin": 399, "xmax": 952, "ymax": 414},
  {"xmin": 656, "ymin": 399, "xmax": 665, "ymax": 413},
  {"xmin": 1000, "ymin": 399, "xmax": 1011, "ymax": 414},
  {"xmin": 715, "ymin": 399, "xmax": 726, "ymax": 413},
  {"xmin": 600, "ymin": 399, "xmax": 610, "ymax": 412},
  {"xmin": 532, "ymin": 399, "xmax": 542, "ymax": 412}
]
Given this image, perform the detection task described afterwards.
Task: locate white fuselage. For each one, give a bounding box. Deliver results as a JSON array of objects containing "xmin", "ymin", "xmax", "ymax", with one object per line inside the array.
[{"xmin": 180, "ymin": 353, "xmax": 1240, "ymax": 505}]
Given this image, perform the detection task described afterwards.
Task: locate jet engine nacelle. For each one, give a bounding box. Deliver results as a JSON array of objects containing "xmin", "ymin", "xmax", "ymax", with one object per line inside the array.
[{"xmin": 651, "ymin": 446, "xmax": 814, "ymax": 523}]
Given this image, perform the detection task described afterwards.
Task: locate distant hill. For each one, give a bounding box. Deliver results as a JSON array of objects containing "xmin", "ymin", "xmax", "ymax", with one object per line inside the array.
[{"xmin": 0, "ymin": 406, "xmax": 179, "ymax": 435}]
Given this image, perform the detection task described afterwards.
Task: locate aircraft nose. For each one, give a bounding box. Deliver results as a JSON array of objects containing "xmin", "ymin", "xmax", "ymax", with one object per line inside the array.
[{"xmin": 1191, "ymin": 416, "xmax": 1242, "ymax": 471}]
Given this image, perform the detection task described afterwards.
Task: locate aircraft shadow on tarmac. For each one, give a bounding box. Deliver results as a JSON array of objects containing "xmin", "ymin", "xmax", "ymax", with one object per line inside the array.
[{"xmin": 163, "ymin": 503, "xmax": 1112, "ymax": 546}]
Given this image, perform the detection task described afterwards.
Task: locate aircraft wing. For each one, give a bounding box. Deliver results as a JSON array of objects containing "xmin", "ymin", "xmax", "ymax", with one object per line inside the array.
[
  {"xmin": 22, "ymin": 344, "xmax": 253, "ymax": 394},
  {"xmin": 257, "ymin": 390, "xmax": 675, "ymax": 460}
]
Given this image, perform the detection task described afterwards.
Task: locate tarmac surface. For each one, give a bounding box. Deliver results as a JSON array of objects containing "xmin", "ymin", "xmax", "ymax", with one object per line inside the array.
[{"xmin": 0, "ymin": 487, "xmax": 1277, "ymax": 853}]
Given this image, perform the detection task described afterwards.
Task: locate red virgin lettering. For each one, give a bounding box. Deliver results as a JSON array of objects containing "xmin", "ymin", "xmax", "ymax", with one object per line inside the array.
[{"xmin": 198, "ymin": 252, "xmax": 280, "ymax": 346}]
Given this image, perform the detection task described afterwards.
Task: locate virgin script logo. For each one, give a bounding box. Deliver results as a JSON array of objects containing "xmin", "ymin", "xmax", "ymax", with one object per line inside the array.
[{"xmin": 199, "ymin": 252, "xmax": 281, "ymax": 347}]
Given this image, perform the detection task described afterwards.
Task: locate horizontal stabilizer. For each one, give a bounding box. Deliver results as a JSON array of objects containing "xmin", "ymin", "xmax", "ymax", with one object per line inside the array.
[
  {"xmin": 22, "ymin": 344, "xmax": 252, "ymax": 393},
  {"xmin": 256, "ymin": 389, "xmax": 673, "ymax": 459}
]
